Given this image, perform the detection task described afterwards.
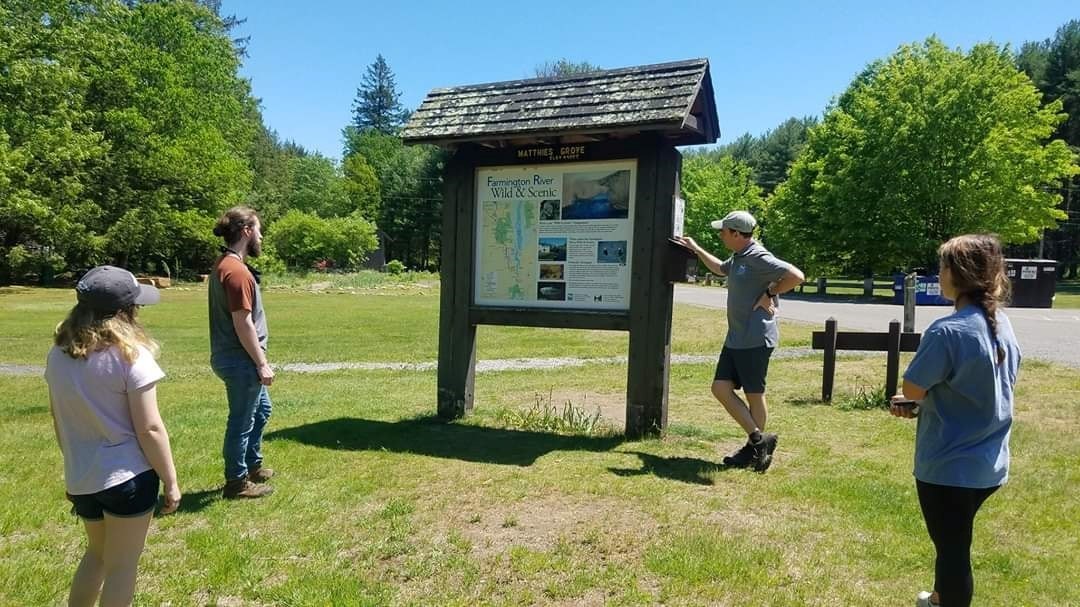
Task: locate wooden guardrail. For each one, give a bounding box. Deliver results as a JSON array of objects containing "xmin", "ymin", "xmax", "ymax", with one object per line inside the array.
[
  {"xmin": 804, "ymin": 277, "xmax": 894, "ymax": 296},
  {"xmin": 812, "ymin": 318, "xmax": 922, "ymax": 402}
]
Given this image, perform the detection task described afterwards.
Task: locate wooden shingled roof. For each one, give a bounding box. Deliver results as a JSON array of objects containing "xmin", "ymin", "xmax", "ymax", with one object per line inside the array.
[{"xmin": 401, "ymin": 58, "xmax": 719, "ymax": 147}]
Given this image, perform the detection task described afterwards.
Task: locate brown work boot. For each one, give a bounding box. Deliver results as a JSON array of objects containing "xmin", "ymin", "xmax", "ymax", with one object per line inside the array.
[
  {"xmin": 248, "ymin": 465, "xmax": 275, "ymax": 483},
  {"xmin": 223, "ymin": 477, "xmax": 274, "ymax": 499}
]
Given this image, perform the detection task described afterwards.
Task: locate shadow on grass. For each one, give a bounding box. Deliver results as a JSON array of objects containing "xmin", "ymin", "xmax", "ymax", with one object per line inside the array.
[
  {"xmin": 264, "ymin": 415, "xmax": 624, "ymax": 467},
  {"xmin": 169, "ymin": 488, "xmax": 220, "ymax": 515},
  {"xmin": 788, "ymin": 396, "xmax": 828, "ymax": 407},
  {"xmin": 608, "ymin": 451, "xmax": 737, "ymax": 485}
]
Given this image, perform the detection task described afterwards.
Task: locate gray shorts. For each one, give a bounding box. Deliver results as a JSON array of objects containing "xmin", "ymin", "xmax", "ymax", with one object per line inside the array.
[{"xmin": 713, "ymin": 346, "xmax": 774, "ymax": 393}]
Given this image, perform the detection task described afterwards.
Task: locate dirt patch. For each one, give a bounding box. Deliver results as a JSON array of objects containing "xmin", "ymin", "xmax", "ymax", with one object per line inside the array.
[
  {"xmin": 447, "ymin": 493, "xmax": 659, "ymax": 560},
  {"xmin": 517, "ymin": 389, "xmax": 627, "ymax": 427}
]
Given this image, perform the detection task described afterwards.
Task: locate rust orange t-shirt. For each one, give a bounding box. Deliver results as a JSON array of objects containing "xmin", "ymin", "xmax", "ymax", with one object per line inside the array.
[{"xmin": 208, "ymin": 255, "xmax": 267, "ymax": 362}]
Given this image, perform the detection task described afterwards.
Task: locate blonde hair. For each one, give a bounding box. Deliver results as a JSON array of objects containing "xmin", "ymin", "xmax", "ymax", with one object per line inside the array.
[
  {"xmin": 54, "ymin": 304, "xmax": 159, "ymax": 363},
  {"xmin": 938, "ymin": 234, "xmax": 1011, "ymax": 363}
]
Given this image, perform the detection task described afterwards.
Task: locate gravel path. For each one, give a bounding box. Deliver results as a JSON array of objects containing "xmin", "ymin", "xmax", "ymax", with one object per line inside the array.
[{"xmin": 1, "ymin": 349, "xmax": 818, "ymax": 377}]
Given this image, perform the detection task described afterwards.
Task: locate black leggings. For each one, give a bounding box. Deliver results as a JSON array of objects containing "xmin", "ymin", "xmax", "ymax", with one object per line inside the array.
[{"xmin": 916, "ymin": 480, "xmax": 999, "ymax": 607}]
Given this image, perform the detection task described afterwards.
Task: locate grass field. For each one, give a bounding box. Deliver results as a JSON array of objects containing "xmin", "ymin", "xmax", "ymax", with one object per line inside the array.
[
  {"xmin": 1, "ymin": 282, "xmax": 1077, "ymax": 606},
  {"xmin": 1054, "ymin": 278, "xmax": 1080, "ymax": 309}
]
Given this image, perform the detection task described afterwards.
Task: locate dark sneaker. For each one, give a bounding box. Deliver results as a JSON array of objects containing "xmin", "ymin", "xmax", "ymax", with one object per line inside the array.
[
  {"xmin": 722, "ymin": 441, "xmax": 755, "ymax": 468},
  {"xmin": 248, "ymin": 466, "xmax": 275, "ymax": 483},
  {"xmin": 751, "ymin": 433, "xmax": 778, "ymax": 473},
  {"xmin": 223, "ymin": 478, "xmax": 274, "ymax": 499}
]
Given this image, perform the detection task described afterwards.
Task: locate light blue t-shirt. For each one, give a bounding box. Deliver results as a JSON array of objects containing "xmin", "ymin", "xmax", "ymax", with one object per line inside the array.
[{"xmin": 903, "ymin": 305, "xmax": 1021, "ymax": 489}]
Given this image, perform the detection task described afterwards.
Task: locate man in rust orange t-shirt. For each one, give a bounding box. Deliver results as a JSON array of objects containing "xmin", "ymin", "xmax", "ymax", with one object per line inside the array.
[{"xmin": 209, "ymin": 207, "xmax": 275, "ymax": 500}]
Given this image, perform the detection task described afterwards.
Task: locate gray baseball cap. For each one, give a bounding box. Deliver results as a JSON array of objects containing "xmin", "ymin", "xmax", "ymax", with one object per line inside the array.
[
  {"xmin": 76, "ymin": 265, "xmax": 160, "ymax": 312},
  {"xmin": 710, "ymin": 210, "xmax": 757, "ymax": 233}
]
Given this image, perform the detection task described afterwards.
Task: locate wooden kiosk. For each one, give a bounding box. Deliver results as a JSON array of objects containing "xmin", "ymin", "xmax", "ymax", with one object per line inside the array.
[{"xmin": 402, "ymin": 59, "xmax": 719, "ymax": 437}]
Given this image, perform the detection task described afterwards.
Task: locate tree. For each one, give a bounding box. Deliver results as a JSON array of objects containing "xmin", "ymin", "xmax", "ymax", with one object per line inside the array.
[
  {"xmin": 122, "ymin": 0, "xmax": 250, "ymax": 55},
  {"xmin": 351, "ymin": 54, "xmax": 409, "ymax": 135},
  {"xmin": 0, "ymin": 0, "xmax": 260, "ymax": 282},
  {"xmin": 284, "ymin": 154, "xmax": 351, "ymax": 218},
  {"xmin": 747, "ymin": 117, "xmax": 818, "ymax": 196},
  {"xmin": 0, "ymin": 0, "xmax": 112, "ymax": 282},
  {"xmin": 767, "ymin": 38, "xmax": 1078, "ymax": 276},
  {"xmin": 1016, "ymin": 20, "xmax": 1080, "ymax": 276},
  {"xmin": 533, "ymin": 59, "xmax": 602, "ymax": 78},
  {"xmin": 245, "ymin": 124, "xmax": 300, "ymax": 224},
  {"xmin": 712, "ymin": 117, "xmax": 818, "ymax": 196},
  {"xmin": 715, "ymin": 133, "xmax": 757, "ymax": 164},
  {"xmin": 680, "ymin": 153, "xmax": 764, "ymax": 265},
  {"xmin": 342, "ymin": 128, "xmax": 444, "ymax": 269},
  {"xmin": 342, "ymin": 154, "xmax": 381, "ymax": 221}
]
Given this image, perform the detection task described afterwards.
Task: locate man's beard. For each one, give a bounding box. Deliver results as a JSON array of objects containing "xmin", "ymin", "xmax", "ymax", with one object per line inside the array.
[{"xmin": 247, "ymin": 240, "xmax": 262, "ymax": 258}]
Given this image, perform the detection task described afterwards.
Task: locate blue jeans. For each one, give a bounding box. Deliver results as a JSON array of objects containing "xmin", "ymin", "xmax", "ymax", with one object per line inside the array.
[{"xmin": 212, "ymin": 355, "xmax": 272, "ymax": 481}]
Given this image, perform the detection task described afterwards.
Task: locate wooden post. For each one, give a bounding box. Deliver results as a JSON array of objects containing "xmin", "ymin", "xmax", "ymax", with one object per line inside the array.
[
  {"xmin": 437, "ymin": 148, "xmax": 477, "ymax": 419},
  {"xmin": 863, "ymin": 277, "xmax": 874, "ymax": 297},
  {"xmin": 822, "ymin": 317, "xmax": 838, "ymax": 402},
  {"xmin": 885, "ymin": 319, "xmax": 901, "ymax": 399},
  {"xmin": 626, "ymin": 140, "xmax": 678, "ymax": 437},
  {"xmin": 817, "ymin": 276, "xmax": 827, "ymax": 295}
]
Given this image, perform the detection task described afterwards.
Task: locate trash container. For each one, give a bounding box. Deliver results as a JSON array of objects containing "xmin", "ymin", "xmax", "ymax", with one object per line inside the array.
[
  {"xmin": 1005, "ymin": 259, "xmax": 1057, "ymax": 308},
  {"xmin": 893, "ymin": 274, "xmax": 951, "ymax": 305}
]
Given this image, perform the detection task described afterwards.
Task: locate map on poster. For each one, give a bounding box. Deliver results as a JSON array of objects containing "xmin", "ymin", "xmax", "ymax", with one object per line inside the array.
[
  {"xmin": 475, "ymin": 160, "xmax": 636, "ymax": 309},
  {"xmin": 477, "ymin": 199, "xmax": 539, "ymax": 301}
]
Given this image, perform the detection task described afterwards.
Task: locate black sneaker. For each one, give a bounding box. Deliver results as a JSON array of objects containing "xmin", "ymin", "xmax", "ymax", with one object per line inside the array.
[
  {"xmin": 751, "ymin": 433, "xmax": 778, "ymax": 473},
  {"xmin": 722, "ymin": 441, "xmax": 755, "ymax": 468}
]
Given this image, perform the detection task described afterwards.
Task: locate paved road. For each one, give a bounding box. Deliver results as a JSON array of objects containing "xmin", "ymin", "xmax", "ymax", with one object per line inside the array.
[{"xmin": 675, "ymin": 284, "xmax": 1080, "ymax": 368}]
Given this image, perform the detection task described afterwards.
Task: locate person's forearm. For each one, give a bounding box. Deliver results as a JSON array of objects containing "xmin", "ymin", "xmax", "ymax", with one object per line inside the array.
[
  {"xmin": 695, "ymin": 250, "xmax": 728, "ymax": 276},
  {"xmin": 136, "ymin": 425, "xmax": 178, "ymax": 488},
  {"xmin": 234, "ymin": 317, "xmax": 267, "ymax": 366},
  {"xmin": 769, "ymin": 269, "xmax": 805, "ymax": 295}
]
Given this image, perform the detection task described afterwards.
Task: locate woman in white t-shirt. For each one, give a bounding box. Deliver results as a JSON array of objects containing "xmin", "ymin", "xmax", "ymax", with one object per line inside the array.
[{"xmin": 46, "ymin": 266, "xmax": 181, "ymax": 607}]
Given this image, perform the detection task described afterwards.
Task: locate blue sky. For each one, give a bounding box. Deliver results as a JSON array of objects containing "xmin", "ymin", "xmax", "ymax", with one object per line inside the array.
[{"xmin": 220, "ymin": 0, "xmax": 1077, "ymax": 159}]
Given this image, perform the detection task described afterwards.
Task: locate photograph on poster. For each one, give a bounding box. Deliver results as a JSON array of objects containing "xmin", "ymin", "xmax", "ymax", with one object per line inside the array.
[
  {"xmin": 596, "ymin": 240, "xmax": 627, "ymax": 265},
  {"xmin": 539, "ymin": 263, "xmax": 564, "ymax": 280},
  {"xmin": 539, "ymin": 199, "xmax": 561, "ymax": 221},
  {"xmin": 561, "ymin": 169, "xmax": 631, "ymax": 220},
  {"xmin": 538, "ymin": 237, "xmax": 567, "ymax": 261},
  {"xmin": 537, "ymin": 281, "xmax": 566, "ymax": 301}
]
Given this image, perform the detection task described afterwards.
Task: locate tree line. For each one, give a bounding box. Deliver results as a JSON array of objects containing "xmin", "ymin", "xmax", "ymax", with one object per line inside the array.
[
  {"xmin": 683, "ymin": 25, "xmax": 1080, "ymax": 278},
  {"xmin": 3, "ymin": 2, "xmax": 1078, "ymax": 284},
  {"xmin": 0, "ymin": 1, "xmax": 430, "ymax": 283}
]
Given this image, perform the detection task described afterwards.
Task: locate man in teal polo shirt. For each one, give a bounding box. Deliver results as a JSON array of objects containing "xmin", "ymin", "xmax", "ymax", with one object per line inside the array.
[{"xmin": 677, "ymin": 211, "xmax": 805, "ymax": 472}]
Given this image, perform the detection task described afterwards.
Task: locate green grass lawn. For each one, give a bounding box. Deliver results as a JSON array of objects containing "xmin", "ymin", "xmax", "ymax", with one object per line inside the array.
[
  {"xmin": 1054, "ymin": 278, "xmax": 1080, "ymax": 309},
  {"xmin": 1, "ymin": 284, "xmax": 1076, "ymax": 606}
]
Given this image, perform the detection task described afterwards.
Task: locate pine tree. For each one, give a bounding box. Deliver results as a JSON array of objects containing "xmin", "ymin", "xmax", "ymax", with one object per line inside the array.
[{"xmin": 351, "ymin": 54, "xmax": 409, "ymax": 134}]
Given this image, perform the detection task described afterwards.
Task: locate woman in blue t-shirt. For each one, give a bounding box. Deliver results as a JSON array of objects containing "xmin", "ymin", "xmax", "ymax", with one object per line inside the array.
[{"xmin": 890, "ymin": 234, "xmax": 1020, "ymax": 607}]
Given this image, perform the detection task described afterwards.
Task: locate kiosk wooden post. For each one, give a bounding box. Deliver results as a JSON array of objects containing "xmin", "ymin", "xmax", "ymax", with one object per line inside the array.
[{"xmin": 403, "ymin": 59, "xmax": 718, "ymax": 436}]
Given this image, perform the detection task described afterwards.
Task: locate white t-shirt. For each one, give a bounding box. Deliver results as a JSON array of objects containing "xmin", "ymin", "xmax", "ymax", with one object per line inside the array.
[{"xmin": 45, "ymin": 344, "xmax": 165, "ymax": 495}]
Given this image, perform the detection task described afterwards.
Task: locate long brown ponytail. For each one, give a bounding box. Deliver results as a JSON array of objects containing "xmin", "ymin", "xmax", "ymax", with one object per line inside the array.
[{"xmin": 939, "ymin": 234, "xmax": 1011, "ymax": 363}]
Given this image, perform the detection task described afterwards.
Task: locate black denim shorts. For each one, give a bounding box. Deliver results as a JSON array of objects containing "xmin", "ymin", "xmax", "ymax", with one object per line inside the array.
[
  {"xmin": 69, "ymin": 469, "xmax": 159, "ymax": 521},
  {"xmin": 713, "ymin": 346, "xmax": 774, "ymax": 393}
]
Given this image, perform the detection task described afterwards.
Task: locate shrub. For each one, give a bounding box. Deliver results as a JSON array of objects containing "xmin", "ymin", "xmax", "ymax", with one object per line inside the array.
[
  {"xmin": 265, "ymin": 210, "xmax": 378, "ymax": 271},
  {"xmin": 385, "ymin": 259, "xmax": 406, "ymax": 275}
]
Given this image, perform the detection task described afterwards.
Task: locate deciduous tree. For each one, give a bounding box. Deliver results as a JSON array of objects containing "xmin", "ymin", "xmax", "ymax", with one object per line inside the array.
[{"xmin": 768, "ymin": 38, "xmax": 1077, "ymax": 276}]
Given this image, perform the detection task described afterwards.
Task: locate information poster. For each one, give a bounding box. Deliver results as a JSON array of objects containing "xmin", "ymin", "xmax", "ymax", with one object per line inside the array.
[{"xmin": 474, "ymin": 160, "xmax": 636, "ymax": 310}]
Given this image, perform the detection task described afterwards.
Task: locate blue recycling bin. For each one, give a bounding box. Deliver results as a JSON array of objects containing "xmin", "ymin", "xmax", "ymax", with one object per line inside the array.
[{"xmin": 893, "ymin": 274, "xmax": 952, "ymax": 305}]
